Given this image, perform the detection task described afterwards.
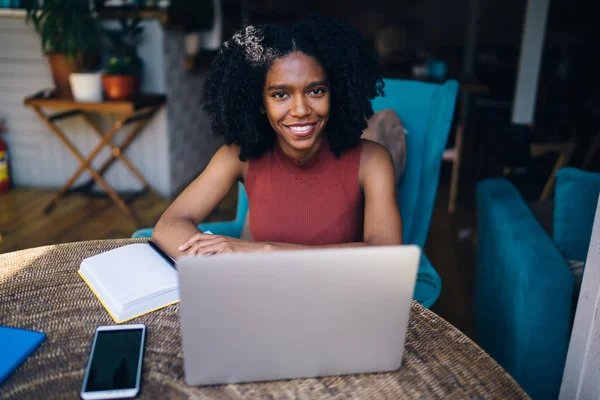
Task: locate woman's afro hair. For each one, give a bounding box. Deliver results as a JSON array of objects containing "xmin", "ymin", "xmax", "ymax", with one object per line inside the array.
[{"xmin": 202, "ymin": 14, "xmax": 385, "ymax": 161}]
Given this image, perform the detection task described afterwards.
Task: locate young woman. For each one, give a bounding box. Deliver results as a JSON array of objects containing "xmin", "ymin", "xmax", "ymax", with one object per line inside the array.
[{"xmin": 153, "ymin": 14, "xmax": 402, "ymax": 257}]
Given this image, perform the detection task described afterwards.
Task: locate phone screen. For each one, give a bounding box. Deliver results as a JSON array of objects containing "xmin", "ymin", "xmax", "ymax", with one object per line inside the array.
[{"xmin": 84, "ymin": 328, "xmax": 144, "ymax": 392}]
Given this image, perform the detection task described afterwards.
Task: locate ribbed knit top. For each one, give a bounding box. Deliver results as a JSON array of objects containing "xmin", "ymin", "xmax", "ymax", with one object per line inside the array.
[{"xmin": 245, "ymin": 137, "xmax": 364, "ymax": 245}]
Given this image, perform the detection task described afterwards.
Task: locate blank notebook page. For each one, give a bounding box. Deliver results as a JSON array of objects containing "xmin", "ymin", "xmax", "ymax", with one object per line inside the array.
[{"xmin": 82, "ymin": 243, "xmax": 178, "ymax": 306}]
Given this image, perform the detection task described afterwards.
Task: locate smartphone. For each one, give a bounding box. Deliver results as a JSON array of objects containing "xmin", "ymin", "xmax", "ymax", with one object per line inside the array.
[{"xmin": 81, "ymin": 324, "xmax": 146, "ymax": 400}]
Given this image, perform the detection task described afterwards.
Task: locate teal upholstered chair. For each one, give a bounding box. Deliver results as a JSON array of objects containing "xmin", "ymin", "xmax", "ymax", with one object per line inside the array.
[
  {"xmin": 475, "ymin": 168, "xmax": 600, "ymax": 399},
  {"xmin": 371, "ymin": 79, "xmax": 458, "ymax": 308},
  {"xmin": 133, "ymin": 79, "xmax": 459, "ymax": 308},
  {"xmin": 132, "ymin": 182, "xmax": 249, "ymax": 240}
]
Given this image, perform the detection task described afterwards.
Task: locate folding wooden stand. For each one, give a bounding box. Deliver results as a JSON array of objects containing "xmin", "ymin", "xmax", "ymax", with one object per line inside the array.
[
  {"xmin": 441, "ymin": 77, "xmax": 489, "ymax": 214},
  {"xmin": 530, "ymin": 141, "xmax": 577, "ymax": 201},
  {"xmin": 24, "ymin": 91, "xmax": 166, "ymax": 219}
]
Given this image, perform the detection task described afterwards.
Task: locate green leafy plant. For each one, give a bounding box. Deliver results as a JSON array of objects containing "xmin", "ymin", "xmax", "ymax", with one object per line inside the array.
[
  {"xmin": 105, "ymin": 56, "xmax": 141, "ymax": 75},
  {"xmin": 23, "ymin": 0, "xmax": 100, "ymax": 67},
  {"xmin": 103, "ymin": 17, "xmax": 144, "ymax": 76}
]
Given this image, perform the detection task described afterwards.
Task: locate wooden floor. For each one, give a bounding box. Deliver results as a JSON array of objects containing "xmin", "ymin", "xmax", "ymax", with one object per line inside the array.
[
  {"xmin": 0, "ymin": 190, "xmax": 167, "ymax": 253},
  {"xmin": 0, "ymin": 186, "xmax": 238, "ymax": 254},
  {"xmin": 427, "ymin": 181, "xmax": 477, "ymax": 339},
  {"xmin": 0, "ymin": 179, "xmax": 477, "ymax": 338}
]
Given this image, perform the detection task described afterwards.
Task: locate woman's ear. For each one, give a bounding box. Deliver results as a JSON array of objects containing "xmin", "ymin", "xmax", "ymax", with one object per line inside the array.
[{"xmin": 260, "ymin": 106, "xmax": 266, "ymax": 114}]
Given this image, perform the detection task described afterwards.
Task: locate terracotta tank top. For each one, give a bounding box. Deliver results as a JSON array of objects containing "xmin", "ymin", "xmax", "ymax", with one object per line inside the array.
[{"xmin": 244, "ymin": 137, "xmax": 364, "ymax": 245}]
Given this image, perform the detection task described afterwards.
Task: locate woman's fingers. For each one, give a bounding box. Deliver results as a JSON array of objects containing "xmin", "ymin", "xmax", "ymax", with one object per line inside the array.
[
  {"xmin": 178, "ymin": 233, "xmax": 202, "ymax": 251},
  {"xmin": 179, "ymin": 232, "xmax": 219, "ymax": 251},
  {"xmin": 216, "ymin": 246, "xmax": 234, "ymax": 255},
  {"xmin": 188, "ymin": 236, "xmax": 227, "ymax": 249},
  {"xmin": 187, "ymin": 241, "xmax": 227, "ymax": 256},
  {"xmin": 186, "ymin": 242, "xmax": 206, "ymax": 256}
]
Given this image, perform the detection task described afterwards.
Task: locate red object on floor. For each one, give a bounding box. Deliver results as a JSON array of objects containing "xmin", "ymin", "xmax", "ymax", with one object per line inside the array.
[{"xmin": 0, "ymin": 134, "xmax": 11, "ymax": 193}]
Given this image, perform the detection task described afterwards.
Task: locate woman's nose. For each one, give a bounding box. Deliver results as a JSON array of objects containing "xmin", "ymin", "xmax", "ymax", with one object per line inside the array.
[{"xmin": 289, "ymin": 95, "xmax": 310, "ymax": 117}]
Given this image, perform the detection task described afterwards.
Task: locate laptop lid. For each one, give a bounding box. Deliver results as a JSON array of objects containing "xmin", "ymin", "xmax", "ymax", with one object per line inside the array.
[{"xmin": 177, "ymin": 245, "xmax": 420, "ymax": 386}]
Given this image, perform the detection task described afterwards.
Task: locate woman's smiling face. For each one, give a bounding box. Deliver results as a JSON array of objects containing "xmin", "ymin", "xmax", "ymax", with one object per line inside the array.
[{"xmin": 262, "ymin": 51, "xmax": 330, "ymax": 162}]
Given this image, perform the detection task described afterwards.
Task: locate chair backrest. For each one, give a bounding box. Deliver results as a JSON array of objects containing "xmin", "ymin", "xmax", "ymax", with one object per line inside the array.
[
  {"xmin": 553, "ymin": 167, "xmax": 600, "ymax": 262},
  {"xmin": 372, "ymin": 79, "xmax": 459, "ymax": 247}
]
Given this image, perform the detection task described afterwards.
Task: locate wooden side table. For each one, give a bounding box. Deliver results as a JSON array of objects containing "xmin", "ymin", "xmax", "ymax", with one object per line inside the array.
[{"xmin": 23, "ymin": 91, "xmax": 166, "ymax": 220}]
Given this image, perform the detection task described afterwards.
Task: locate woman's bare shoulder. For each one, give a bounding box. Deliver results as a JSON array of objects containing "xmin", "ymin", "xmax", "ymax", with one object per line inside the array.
[
  {"xmin": 359, "ymin": 139, "xmax": 394, "ymax": 184},
  {"xmin": 212, "ymin": 143, "xmax": 249, "ymax": 179},
  {"xmin": 360, "ymin": 139, "xmax": 392, "ymax": 163}
]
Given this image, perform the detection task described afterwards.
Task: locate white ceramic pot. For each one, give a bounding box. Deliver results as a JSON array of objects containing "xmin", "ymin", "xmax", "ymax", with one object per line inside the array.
[{"xmin": 69, "ymin": 72, "xmax": 103, "ymax": 102}]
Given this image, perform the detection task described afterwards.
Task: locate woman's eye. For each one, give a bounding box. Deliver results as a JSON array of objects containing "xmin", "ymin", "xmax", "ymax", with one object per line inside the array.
[
  {"xmin": 272, "ymin": 92, "xmax": 288, "ymax": 99},
  {"xmin": 309, "ymin": 88, "xmax": 326, "ymax": 96}
]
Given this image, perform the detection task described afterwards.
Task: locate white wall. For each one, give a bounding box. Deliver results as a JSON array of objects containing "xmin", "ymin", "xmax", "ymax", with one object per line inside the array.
[
  {"xmin": 163, "ymin": 28, "xmax": 222, "ymax": 195},
  {"xmin": 0, "ymin": 17, "xmax": 171, "ymax": 196},
  {"xmin": 511, "ymin": 0, "xmax": 550, "ymax": 125},
  {"xmin": 560, "ymin": 196, "xmax": 600, "ymax": 399}
]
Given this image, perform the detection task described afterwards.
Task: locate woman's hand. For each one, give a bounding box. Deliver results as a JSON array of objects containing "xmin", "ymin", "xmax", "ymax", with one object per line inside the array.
[{"xmin": 178, "ymin": 232, "xmax": 271, "ymax": 256}]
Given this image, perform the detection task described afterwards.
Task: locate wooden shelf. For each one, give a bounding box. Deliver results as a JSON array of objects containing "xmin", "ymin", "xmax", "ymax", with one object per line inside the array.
[
  {"xmin": 97, "ymin": 8, "xmax": 211, "ymax": 30},
  {"xmin": 96, "ymin": 9, "xmax": 169, "ymax": 24},
  {"xmin": 24, "ymin": 90, "xmax": 166, "ymax": 113},
  {"xmin": 0, "ymin": 9, "xmax": 26, "ymax": 18}
]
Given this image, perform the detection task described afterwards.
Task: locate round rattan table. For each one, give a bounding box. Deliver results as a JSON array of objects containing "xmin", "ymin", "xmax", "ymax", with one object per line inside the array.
[{"xmin": 0, "ymin": 239, "xmax": 528, "ymax": 399}]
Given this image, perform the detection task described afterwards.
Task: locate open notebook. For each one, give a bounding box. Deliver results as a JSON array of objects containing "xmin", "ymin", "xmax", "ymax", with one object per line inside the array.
[{"xmin": 78, "ymin": 243, "xmax": 179, "ymax": 323}]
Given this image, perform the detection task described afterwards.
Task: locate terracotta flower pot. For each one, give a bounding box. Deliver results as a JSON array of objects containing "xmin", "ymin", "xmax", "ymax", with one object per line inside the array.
[
  {"xmin": 102, "ymin": 74, "xmax": 140, "ymax": 101},
  {"xmin": 47, "ymin": 53, "xmax": 78, "ymax": 99}
]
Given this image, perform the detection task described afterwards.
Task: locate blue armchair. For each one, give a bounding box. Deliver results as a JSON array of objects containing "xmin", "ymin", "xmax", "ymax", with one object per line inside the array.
[
  {"xmin": 133, "ymin": 79, "xmax": 459, "ymax": 309},
  {"xmin": 371, "ymin": 79, "xmax": 458, "ymax": 307},
  {"xmin": 133, "ymin": 182, "xmax": 249, "ymax": 240},
  {"xmin": 475, "ymin": 168, "xmax": 600, "ymax": 399}
]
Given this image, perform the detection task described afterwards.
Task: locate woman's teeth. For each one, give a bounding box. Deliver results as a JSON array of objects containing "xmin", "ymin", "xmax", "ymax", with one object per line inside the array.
[{"xmin": 289, "ymin": 125, "xmax": 313, "ymax": 132}]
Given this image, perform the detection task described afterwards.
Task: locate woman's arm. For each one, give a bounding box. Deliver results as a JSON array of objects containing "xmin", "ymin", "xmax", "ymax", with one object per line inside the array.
[
  {"xmin": 152, "ymin": 144, "xmax": 244, "ymax": 257},
  {"xmin": 358, "ymin": 140, "xmax": 403, "ymax": 245},
  {"xmin": 178, "ymin": 140, "xmax": 402, "ymax": 255}
]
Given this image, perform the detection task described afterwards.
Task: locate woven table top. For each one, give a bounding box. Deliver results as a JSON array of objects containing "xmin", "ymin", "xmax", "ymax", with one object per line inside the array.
[{"xmin": 0, "ymin": 239, "xmax": 528, "ymax": 399}]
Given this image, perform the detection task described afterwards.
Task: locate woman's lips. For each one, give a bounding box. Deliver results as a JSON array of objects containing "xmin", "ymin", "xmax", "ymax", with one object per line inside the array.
[{"xmin": 284, "ymin": 122, "xmax": 317, "ymax": 138}]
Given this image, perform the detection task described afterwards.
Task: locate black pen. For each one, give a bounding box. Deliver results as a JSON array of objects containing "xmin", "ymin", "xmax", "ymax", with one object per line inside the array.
[{"xmin": 148, "ymin": 240, "xmax": 176, "ymax": 269}]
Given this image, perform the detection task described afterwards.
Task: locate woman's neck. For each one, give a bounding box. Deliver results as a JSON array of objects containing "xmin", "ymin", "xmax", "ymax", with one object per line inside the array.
[{"xmin": 276, "ymin": 135, "xmax": 324, "ymax": 164}]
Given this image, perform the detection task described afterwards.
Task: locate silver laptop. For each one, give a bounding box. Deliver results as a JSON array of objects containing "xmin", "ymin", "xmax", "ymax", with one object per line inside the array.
[{"xmin": 177, "ymin": 245, "xmax": 421, "ymax": 386}]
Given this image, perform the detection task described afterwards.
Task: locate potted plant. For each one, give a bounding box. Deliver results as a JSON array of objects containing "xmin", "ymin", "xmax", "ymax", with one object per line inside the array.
[
  {"xmin": 69, "ymin": 70, "xmax": 104, "ymax": 102},
  {"xmin": 102, "ymin": 17, "xmax": 144, "ymax": 101},
  {"xmin": 23, "ymin": 0, "xmax": 101, "ymax": 99}
]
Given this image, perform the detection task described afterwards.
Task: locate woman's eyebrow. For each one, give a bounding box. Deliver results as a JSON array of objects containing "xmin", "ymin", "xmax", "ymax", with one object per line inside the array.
[
  {"xmin": 266, "ymin": 84, "xmax": 289, "ymax": 91},
  {"xmin": 266, "ymin": 80, "xmax": 329, "ymax": 92},
  {"xmin": 306, "ymin": 80, "xmax": 329, "ymax": 88}
]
